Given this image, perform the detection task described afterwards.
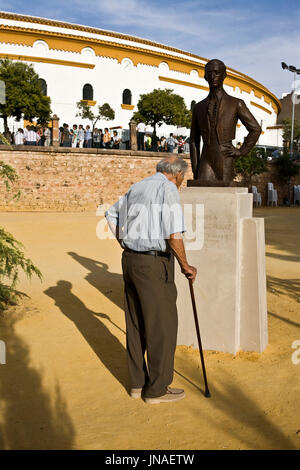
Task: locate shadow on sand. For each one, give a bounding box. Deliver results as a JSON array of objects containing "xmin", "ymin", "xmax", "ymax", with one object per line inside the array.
[
  {"xmin": 267, "ymin": 276, "xmax": 300, "ymax": 301},
  {"xmin": 44, "ymin": 281, "xmax": 129, "ymax": 392},
  {"xmin": 0, "ymin": 309, "xmax": 75, "ymax": 450},
  {"xmin": 180, "ymin": 364, "xmax": 298, "ymax": 450},
  {"xmin": 208, "ymin": 369, "xmax": 298, "ymax": 449},
  {"xmin": 67, "ymin": 252, "xmax": 124, "ymax": 310},
  {"xmin": 62, "ymin": 252, "xmax": 298, "ymax": 448}
]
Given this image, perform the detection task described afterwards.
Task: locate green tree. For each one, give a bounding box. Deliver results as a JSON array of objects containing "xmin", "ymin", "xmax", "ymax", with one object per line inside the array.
[
  {"xmin": 0, "ymin": 59, "xmax": 52, "ymax": 136},
  {"xmin": 0, "ymin": 133, "xmax": 42, "ymax": 311},
  {"xmin": 234, "ymin": 146, "xmax": 268, "ymax": 188},
  {"xmin": 76, "ymin": 101, "xmax": 115, "ymax": 130},
  {"xmin": 282, "ymin": 118, "xmax": 300, "ymax": 155},
  {"xmin": 275, "ymin": 148, "xmax": 299, "ymax": 205},
  {"xmin": 132, "ymin": 88, "xmax": 191, "ymax": 133}
]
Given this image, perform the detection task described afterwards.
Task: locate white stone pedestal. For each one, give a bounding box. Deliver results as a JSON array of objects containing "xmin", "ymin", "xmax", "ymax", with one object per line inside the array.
[{"xmin": 176, "ymin": 187, "xmax": 268, "ymax": 354}]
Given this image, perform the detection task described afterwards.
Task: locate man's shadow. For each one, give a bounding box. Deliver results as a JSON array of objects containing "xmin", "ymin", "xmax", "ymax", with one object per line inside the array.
[
  {"xmin": 44, "ymin": 281, "xmax": 129, "ymax": 392},
  {"xmin": 68, "ymin": 252, "xmax": 124, "ymax": 311},
  {"xmin": 65, "ymin": 252, "xmax": 203, "ymax": 394}
]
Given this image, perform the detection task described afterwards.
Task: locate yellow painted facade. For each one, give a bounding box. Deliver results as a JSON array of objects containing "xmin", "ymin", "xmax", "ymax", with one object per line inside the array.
[{"xmin": 0, "ymin": 15, "xmax": 281, "ymax": 115}]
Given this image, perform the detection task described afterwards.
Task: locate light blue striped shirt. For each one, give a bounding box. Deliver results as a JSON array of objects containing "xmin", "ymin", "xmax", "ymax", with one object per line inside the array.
[{"xmin": 105, "ymin": 172, "xmax": 186, "ymax": 252}]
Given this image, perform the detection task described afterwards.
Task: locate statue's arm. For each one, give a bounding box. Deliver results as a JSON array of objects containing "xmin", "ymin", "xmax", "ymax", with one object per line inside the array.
[
  {"xmin": 237, "ymin": 100, "xmax": 261, "ymax": 156},
  {"xmin": 189, "ymin": 107, "xmax": 201, "ymax": 178}
]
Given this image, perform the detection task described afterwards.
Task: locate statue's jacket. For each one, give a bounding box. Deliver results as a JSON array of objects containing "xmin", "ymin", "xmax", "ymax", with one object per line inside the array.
[{"xmin": 190, "ymin": 89, "xmax": 261, "ymax": 173}]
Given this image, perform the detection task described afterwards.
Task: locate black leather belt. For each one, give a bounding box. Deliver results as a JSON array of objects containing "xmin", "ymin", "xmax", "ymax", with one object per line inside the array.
[{"xmin": 124, "ymin": 247, "xmax": 170, "ymax": 259}]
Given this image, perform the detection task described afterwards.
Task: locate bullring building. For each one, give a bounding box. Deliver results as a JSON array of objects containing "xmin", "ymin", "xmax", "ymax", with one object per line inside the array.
[{"xmin": 0, "ymin": 11, "xmax": 282, "ymax": 146}]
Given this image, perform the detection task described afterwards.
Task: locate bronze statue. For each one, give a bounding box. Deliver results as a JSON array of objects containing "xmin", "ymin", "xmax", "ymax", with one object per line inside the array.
[{"xmin": 189, "ymin": 59, "xmax": 261, "ymax": 184}]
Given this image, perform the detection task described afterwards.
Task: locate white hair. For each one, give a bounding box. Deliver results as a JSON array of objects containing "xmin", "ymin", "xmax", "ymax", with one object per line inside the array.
[{"xmin": 156, "ymin": 157, "xmax": 188, "ymax": 175}]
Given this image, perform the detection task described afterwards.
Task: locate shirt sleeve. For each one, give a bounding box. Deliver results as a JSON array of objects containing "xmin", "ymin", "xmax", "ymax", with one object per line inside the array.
[
  {"xmin": 105, "ymin": 195, "xmax": 127, "ymax": 226},
  {"xmin": 161, "ymin": 188, "xmax": 186, "ymax": 238}
]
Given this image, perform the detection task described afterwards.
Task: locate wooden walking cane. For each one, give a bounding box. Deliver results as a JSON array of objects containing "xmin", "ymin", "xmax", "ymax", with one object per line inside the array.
[{"xmin": 188, "ymin": 279, "xmax": 211, "ymax": 398}]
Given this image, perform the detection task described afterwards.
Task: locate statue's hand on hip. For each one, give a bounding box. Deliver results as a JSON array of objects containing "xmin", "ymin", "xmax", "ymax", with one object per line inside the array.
[{"xmin": 220, "ymin": 144, "xmax": 241, "ymax": 159}]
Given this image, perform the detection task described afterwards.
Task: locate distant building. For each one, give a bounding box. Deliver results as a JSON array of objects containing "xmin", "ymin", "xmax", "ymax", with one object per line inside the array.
[
  {"xmin": 0, "ymin": 11, "xmax": 282, "ymax": 146},
  {"xmin": 277, "ymin": 92, "xmax": 300, "ymax": 124}
]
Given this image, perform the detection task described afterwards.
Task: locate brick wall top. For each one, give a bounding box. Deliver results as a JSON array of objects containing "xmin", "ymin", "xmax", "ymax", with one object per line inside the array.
[
  {"xmin": 0, "ymin": 145, "xmax": 190, "ymax": 160},
  {"xmin": 0, "ymin": 146, "xmax": 192, "ymax": 211},
  {"xmin": 0, "ymin": 146, "xmax": 299, "ymax": 210}
]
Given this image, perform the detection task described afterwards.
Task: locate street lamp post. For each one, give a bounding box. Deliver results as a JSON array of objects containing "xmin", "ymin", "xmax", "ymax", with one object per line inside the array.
[{"xmin": 281, "ymin": 62, "xmax": 300, "ymax": 205}]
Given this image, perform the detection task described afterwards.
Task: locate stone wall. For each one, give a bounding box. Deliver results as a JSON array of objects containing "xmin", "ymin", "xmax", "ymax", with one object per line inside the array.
[
  {"xmin": 0, "ymin": 146, "xmax": 299, "ymax": 210},
  {"xmin": 248, "ymin": 163, "xmax": 300, "ymax": 206},
  {"xmin": 0, "ymin": 146, "xmax": 193, "ymax": 211}
]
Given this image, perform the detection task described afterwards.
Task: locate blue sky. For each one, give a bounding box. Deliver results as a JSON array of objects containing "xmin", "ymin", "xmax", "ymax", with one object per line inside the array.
[{"xmin": 1, "ymin": 0, "xmax": 300, "ymax": 98}]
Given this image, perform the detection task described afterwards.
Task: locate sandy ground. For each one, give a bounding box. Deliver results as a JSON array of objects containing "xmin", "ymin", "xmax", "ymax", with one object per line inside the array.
[{"xmin": 0, "ymin": 207, "xmax": 299, "ymax": 450}]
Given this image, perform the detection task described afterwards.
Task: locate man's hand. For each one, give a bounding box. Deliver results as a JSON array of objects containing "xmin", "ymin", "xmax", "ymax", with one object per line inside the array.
[
  {"xmin": 221, "ymin": 145, "xmax": 242, "ymax": 159},
  {"xmin": 181, "ymin": 264, "xmax": 197, "ymax": 283},
  {"xmin": 167, "ymin": 234, "xmax": 197, "ymax": 283}
]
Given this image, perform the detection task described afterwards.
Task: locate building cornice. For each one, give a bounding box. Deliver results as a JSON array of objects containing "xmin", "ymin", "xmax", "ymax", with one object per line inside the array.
[
  {"xmin": 250, "ymin": 101, "xmax": 272, "ymax": 115},
  {"xmin": 0, "ymin": 52, "xmax": 95, "ymax": 68},
  {"xmin": 159, "ymin": 76, "xmax": 209, "ymax": 92},
  {"xmin": 0, "ymin": 11, "xmax": 211, "ymax": 62},
  {"xmin": 0, "ymin": 14, "xmax": 281, "ymax": 114}
]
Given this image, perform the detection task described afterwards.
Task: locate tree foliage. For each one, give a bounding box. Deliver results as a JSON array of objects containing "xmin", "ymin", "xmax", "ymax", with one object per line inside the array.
[
  {"xmin": 0, "ymin": 59, "xmax": 52, "ymax": 133},
  {"xmin": 234, "ymin": 147, "xmax": 268, "ymax": 184},
  {"xmin": 275, "ymin": 148, "xmax": 299, "ymax": 182},
  {"xmin": 282, "ymin": 118, "xmax": 300, "ymax": 152},
  {"xmin": 76, "ymin": 101, "xmax": 115, "ymax": 130},
  {"xmin": 0, "ymin": 133, "xmax": 42, "ymax": 311},
  {"xmin": 0, "ymin": 228, "xmax": 42, "ymax": 310},
  {"xmin": 132, "ymin": 88, "xmax": 191, "ymax": 132}
]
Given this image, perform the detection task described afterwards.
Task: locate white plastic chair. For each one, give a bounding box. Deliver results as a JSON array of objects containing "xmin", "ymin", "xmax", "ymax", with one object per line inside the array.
[
  {"xmin": 251, "ymin": 186, "xmax": 262, "ymax": 207},
  {"xmin": 294, "ymin": 185, "xmax": 300, "ymax": 205},
  {"xmin": 267, "ymin": 182, "xmax": 278, "ymax": 206}
]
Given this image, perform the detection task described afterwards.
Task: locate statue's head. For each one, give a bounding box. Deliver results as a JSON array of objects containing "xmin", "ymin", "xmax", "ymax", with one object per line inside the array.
[{"xmin": 204, "ymin": 59, "xmax": 227, "ymax": 89}]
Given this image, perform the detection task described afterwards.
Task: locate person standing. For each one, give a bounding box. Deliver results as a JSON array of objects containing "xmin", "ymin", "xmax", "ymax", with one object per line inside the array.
[
  {"xmin": 84, "ymin": 125, "xmax": 92, "ymax": 148},
  {"xmin": 136, "ymin": 121, "xmax": 146, "ymax": 150},
  {"xmin": 112, "ymin": 130, "xmax": 120, "ymax": 149},
  {"xmin": 61, "ymin": 123, "xmax": 71, "ymax": 147},
  {"xmin": 71, "ymin": 124, "xmax": 78, "ymax": 148},
  {"xmin": 166, "ymin": 133, "xmax": 178, "ymax": 153},
  {"xmin": 44, "ymin": 126, "xmax": 51, "ymax": 146},
  {"xmin": 103, "ymin": 128, "xmax": 111, "ymax": 148},
  {"xmin": 92, "ymin": 128, "xmax": 100, "ymax": 148},
  {"xmin": 151, "ymin": 132, "xmax": 159, "ymax": 152},
  {"xmin": 25, "ymin": 126, "xmax": 40, "ymax": 146},
  {"xmin": 105, "ymin": 156, "xmax": 197, "ymax": 404},
  {"xmin": 37, "ymin": 127, "xmax": 44, "ymax": 146},
  {"xmin": 177, "ymin": 136, "xmax": 185, "ymax": 154},
  {"xmin": 78, "ymin": 125, "xmax": 85, "ymax": 148},
  {"xmin": 145, "ymin": 134, "xmax": 152, "ymax": 151},
  {"xmin": 14, "ymin": 128, "xmax": 25, "ymax": 145},
  {"xmin": 98, "ymin": 129, "xmax": 104, "ymax": 148},
  {"xmin": 160, "ymin": 136, "xmax": 167, "ymax": 152},
  {"xmin": 23, "ymin": 125, "xmax": 30, "ymax": 143}
]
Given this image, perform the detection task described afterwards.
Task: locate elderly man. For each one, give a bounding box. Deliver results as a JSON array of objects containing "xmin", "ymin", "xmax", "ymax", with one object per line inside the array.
[{"xmin": 105, "ymin": 156, "xmax": 196, "ymax": 404}]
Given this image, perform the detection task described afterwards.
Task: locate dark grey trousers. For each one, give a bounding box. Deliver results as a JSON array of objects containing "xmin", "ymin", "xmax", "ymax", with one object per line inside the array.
[{"xmin": 122, "ymin": 250, "xmax": 178, "ymax": 398}]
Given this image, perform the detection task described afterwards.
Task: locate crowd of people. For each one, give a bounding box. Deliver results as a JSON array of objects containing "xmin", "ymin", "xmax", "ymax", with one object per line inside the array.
[
  {"xmin": 9, "ymin": 124, "xmax": 123, "ymax": 149},
  {"xmin": 11, "ymin": 125, "xmax": 52, "ymax": 146},
  {"xmin": 59, "ymin": 124, "xmax": 122, "ymax": 149},
  {"xmin": 142, "ymin": 133, "xmax": 188, "ymax": 153},
  {"xmin": 136, "ymin": 121, "xmax": 189, "ymax": 153},
  {"xmin": 3, "ymin": 121, "xmax": 189, "ymax": 153},
  {"xmin": 138, "ymin": 131, "xmax": 189, "ymax": 153}
]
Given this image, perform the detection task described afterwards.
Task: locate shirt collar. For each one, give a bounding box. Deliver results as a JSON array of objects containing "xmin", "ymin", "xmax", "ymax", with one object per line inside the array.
[
  {"xmin": 208, "ymin": 88, "xmax": 225, "ymax": 101},
  {"xmin": 155, "ymin": 172, "xmax": 177, "ymax": 189}
]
